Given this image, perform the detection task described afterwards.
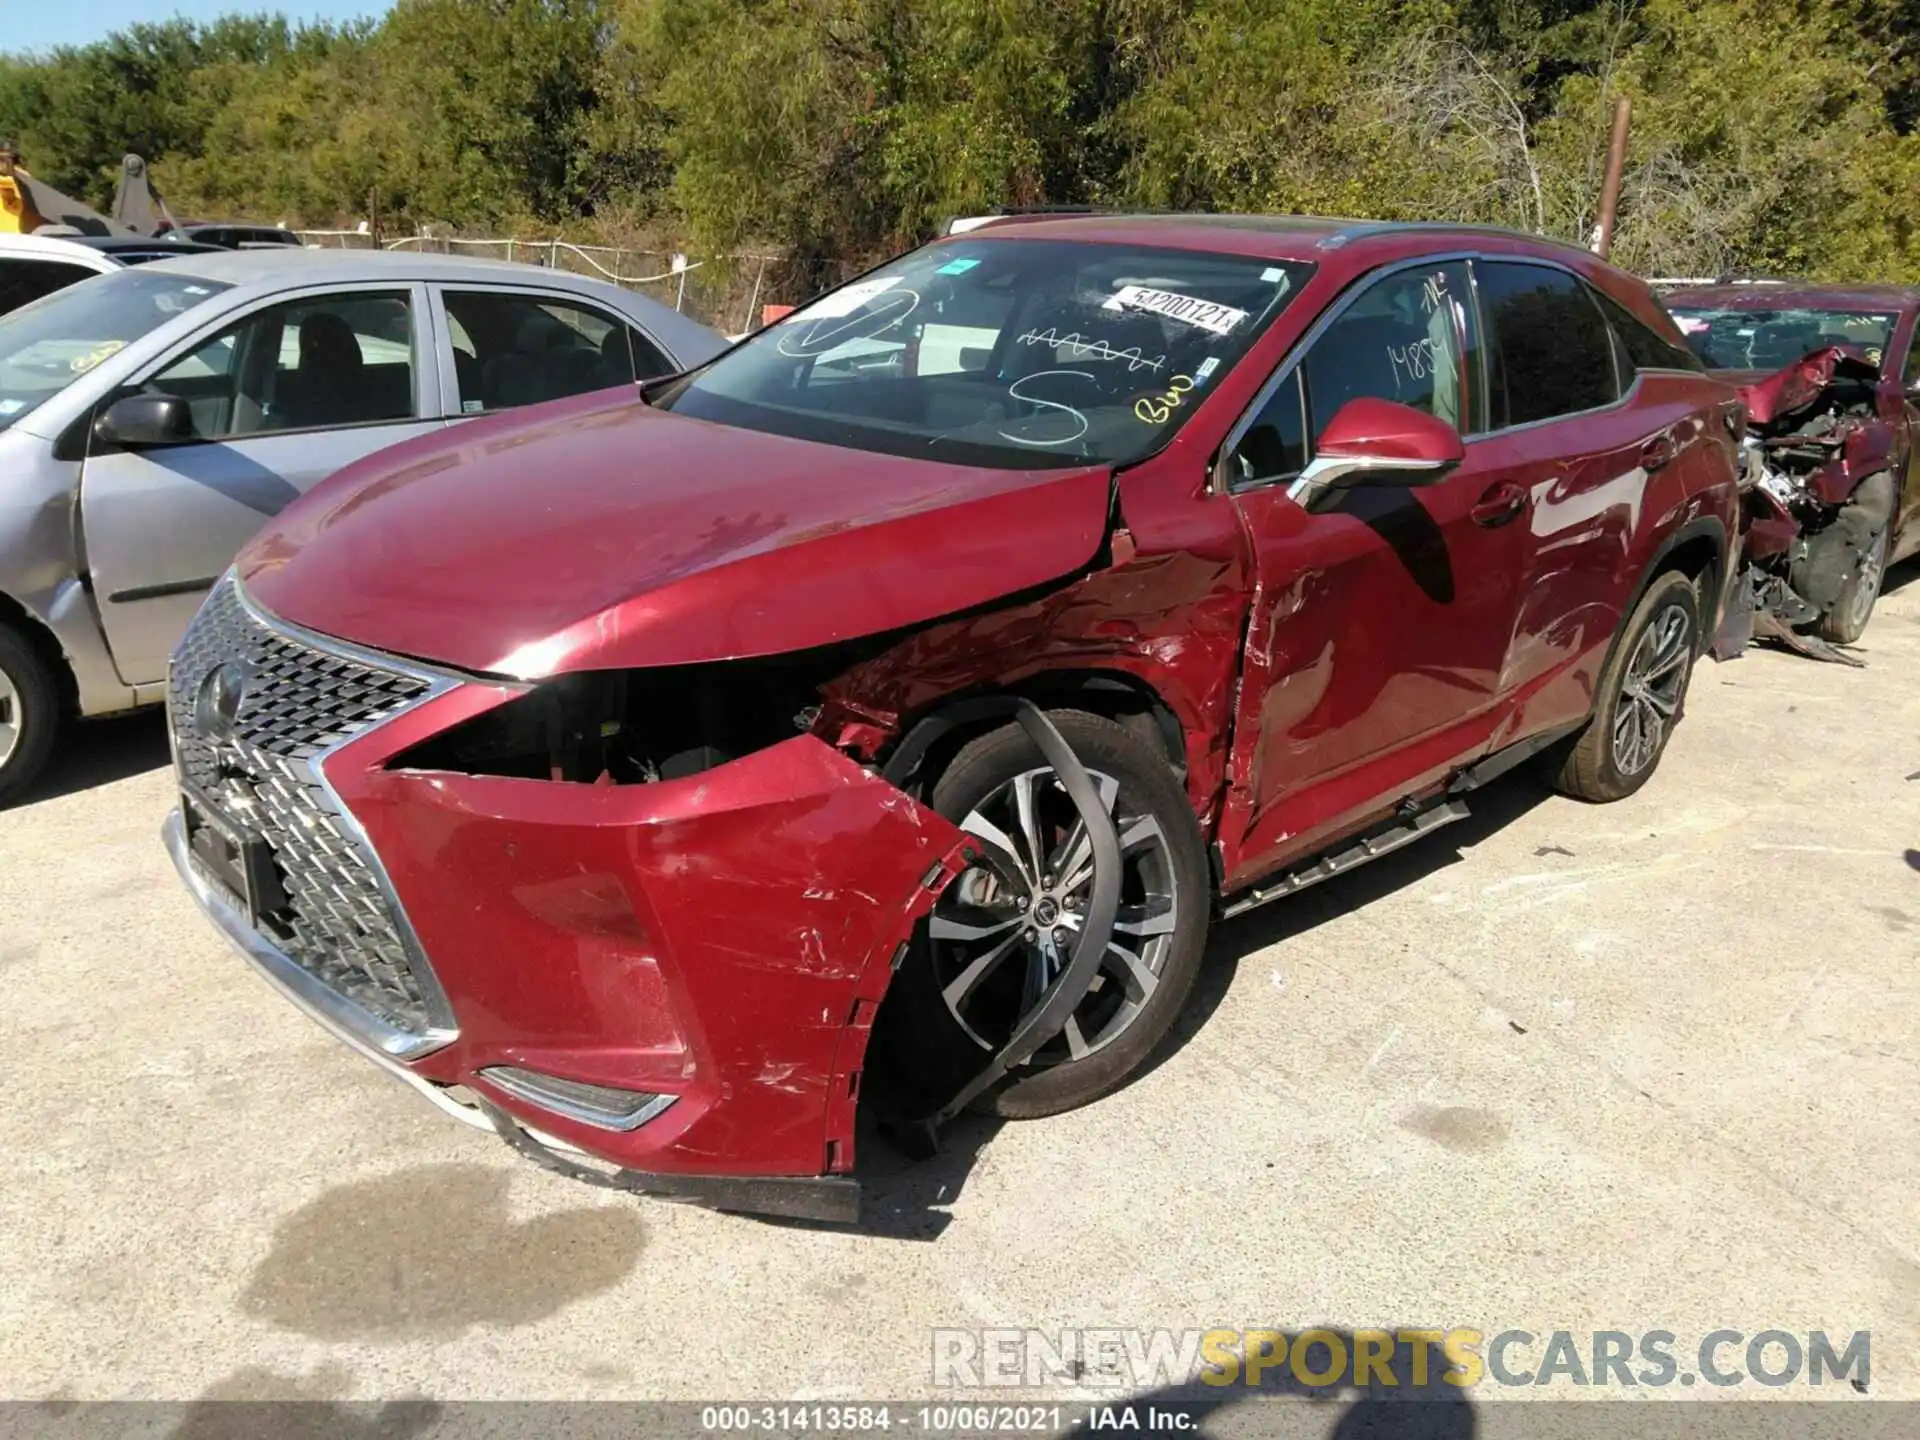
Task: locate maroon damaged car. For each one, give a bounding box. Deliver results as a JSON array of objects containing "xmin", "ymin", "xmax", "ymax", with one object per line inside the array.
[
  {"xmin": 165, "ymin": 215, "xmax": 1741, "ymax": 1221},
  {"xmin": 1667, "ymin": 283, "xmax": 1920, "ymax": 645}
]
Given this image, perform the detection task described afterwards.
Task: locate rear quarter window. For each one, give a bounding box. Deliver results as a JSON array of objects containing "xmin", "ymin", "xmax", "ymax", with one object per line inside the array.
[
  {"xmin": 1592, "ymin": 288, "xmax": 1705, "ymax": 374},
  {"xmin": 1476, "ymin": 260, "xmax": 1619, "ymax": 428}
]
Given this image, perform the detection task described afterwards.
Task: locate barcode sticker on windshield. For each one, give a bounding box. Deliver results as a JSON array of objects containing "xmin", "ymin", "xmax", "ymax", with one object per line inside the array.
[{"xmin": 1104, "ymin": 285, "xmax": 1248, "ymax": 336}]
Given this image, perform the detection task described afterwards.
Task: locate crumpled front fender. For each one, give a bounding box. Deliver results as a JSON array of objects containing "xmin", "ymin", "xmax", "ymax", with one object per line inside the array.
[{"xmin": 324, "ymin": 693, "xmax": 972, "ymax": 1184}]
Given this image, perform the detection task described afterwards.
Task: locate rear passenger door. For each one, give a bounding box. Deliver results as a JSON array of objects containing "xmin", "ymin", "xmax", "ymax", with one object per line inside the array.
[
  {"xmin": 1470, "ymin": 260, "xmax": 1705, "ymax": 734},
  {"xmin": 431, "ymin": 287, "xmax": 676, "ymax": 418},
  {"xmin": 78, "ymin": 284, "xmax": 444, "ymax": 684}
]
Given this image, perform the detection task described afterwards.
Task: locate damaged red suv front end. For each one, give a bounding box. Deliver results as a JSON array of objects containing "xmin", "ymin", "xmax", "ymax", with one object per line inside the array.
[
  {"xmin": 169, "ymin": 220, "xmax": 1741, "ymax": 1221},
  {"xmin": 160, "ymin": 226, "xmax": 1304, "ymax": 1221},
  {"xmin": 159, "ymin": 385, "xmax": 1149, "ymax": 1219}
]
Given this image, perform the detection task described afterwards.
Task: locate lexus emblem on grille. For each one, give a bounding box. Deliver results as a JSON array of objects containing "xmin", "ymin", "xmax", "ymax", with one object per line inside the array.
[{"xmin": 193, "ymin": 660, "xmax": 251, "ymax": 743}]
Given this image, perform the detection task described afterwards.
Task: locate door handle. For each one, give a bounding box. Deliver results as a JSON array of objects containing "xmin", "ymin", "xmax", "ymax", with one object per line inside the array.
[
  {"xmin": 1471, "ymin": 481, "xmax": 1528, "ymax": 528},
  {"xmin": 1640, "ymin": 434, "xmax": 1676, "ymax": 471}
]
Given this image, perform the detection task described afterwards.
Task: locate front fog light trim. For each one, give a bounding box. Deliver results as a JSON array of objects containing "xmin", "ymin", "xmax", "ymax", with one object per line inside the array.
[{"xmin": 478, "ymin": 1065, "xmax": 677, "ymax": 1132}]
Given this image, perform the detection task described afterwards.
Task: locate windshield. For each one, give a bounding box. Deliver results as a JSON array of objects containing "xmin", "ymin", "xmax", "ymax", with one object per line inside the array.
[
  {"xmin": 0, "ymin": 268, "xmax": 229, "ymax": 431},
  {"xmin": 1668, "ymin": 305, "xmax": 1899, "ymax": 373},
  {"xmin": 653, "ymin": 239, "xmax": 1313, "ymax": 468}
]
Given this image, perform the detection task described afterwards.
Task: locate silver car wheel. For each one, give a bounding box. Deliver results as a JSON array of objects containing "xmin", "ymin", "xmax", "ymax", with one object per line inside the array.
[
  {"xmin": 1847, "ymin": 528, "xmax": 1887, "ymax": 632},
  {"xmin": 0, "ymin": 663, "xmax": 20, "ymax": 769},
  {"xmin": 930, "ymin": 767, "xmax": 1178, "ymax": 1064},
  {"xmin": 1611, "ymin": 602, "xmax": 1691, "ymax": 777}
]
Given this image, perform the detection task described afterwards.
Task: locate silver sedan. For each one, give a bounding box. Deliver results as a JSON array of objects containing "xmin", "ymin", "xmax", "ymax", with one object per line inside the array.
[{"xmin": 0, "ymin": 248, "xmax": 728, "ymax": 802}]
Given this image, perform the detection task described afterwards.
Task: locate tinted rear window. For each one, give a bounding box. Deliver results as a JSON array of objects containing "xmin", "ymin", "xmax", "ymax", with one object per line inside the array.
[{"xmin": 1477, "ymin": 261, "xmax": 1618, "ymax": 427}]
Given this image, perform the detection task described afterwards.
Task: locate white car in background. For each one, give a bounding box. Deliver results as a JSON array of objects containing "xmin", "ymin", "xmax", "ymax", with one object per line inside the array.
[
  {"xmin": 0, "ymin": 231, "xmax": 225, "ymax": 316},
  {"xmin": 0, "ymin": 247, "xmax": 727, "ymax": 802}
]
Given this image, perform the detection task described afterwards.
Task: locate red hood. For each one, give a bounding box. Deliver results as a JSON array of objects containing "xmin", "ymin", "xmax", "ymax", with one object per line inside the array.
[
  {"xmin": 1733, "ymin": 345, "xmax": 1881, "ymax": 427},
  {"xmin": 240, "ymin": 391, "xmax": 1111, "ymax": 677}
]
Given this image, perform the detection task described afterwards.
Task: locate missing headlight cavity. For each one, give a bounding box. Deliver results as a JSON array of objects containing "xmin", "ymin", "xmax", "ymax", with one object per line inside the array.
[{"xmin": 390, "ymin": 645, "xmax": 883, "ymax": 784}]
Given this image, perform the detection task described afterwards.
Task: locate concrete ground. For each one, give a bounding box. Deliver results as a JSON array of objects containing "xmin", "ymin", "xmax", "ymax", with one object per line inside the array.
[{"xmin": 1, "ymin": 567, "xmax": 1915, "ymax": 1412}]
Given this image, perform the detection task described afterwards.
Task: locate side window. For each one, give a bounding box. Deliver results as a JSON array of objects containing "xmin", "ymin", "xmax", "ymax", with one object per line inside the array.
[
  {"xmin": 626, "ymin": 326, "xmax": 673, "ymax": 380},
  {"xmin": 1590, "ymin": 287, "xmax": 1705, "ymax": 375},
  {"xmin": 1902, "ymin": 330, "xmax": 1920, "ymax": 393},
  {"xmin": 1300, "ymin": 262, "xmax": 1479, "ymax": 445},
  {"xmin": 442, "ymin": 289, "xmax": 648, "ymax": 412},
  {"xmin": 0, "ymin": 259, "xmax": 95, "ymax": 315},
  {"xmin": 1231, "ymin": 369, "xmax": 1308, "ymax": 485},
  {"xmin": 1476, "ymin": 261, "xmax": 1618, "ymax": 428},
  {"xmin": 147, "ymin": 289, "xmax": 416, "ymax": 438}
]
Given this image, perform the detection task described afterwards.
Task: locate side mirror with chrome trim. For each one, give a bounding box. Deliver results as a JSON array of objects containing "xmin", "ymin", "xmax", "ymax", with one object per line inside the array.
[{"xmin": 1287, "ymin": 397, "xmax": 1464, "ymax": 512}]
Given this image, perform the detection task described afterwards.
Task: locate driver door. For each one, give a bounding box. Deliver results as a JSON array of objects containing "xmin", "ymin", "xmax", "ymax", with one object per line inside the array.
[
  {"xmin": 78, "ymin": 284, "xmax": 443, "ymax": 684},
  {"xmin": 1218, "ymin": 259, "xmax": 1534, "ymax": 885}
]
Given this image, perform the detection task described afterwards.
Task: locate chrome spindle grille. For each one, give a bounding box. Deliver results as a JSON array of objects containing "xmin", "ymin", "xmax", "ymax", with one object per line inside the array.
[{"xmin": 169, "ymin": 576, "xmax": 440, "ymax": 1034}]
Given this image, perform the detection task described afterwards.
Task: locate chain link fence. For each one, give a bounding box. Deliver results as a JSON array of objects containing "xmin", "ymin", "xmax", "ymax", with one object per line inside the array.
[{"xmin": 291, "ymin": 229, "xmax": 856, "ymax": 334}]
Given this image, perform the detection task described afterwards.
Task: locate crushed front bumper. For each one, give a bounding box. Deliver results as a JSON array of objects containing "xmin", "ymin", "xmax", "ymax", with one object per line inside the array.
[{"xmin": 165, "ymin": 715, "xmax": 973, "ymax": 1223}]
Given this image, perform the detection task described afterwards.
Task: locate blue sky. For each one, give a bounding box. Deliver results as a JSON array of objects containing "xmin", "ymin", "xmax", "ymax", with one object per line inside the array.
[{"xmin": 10, "ymin": 0, "xmax": 392, "ymax": 54}]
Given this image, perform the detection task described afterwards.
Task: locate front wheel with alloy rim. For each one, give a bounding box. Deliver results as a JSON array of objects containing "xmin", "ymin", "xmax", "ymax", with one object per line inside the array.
[
  {"xmin": 0, "ymin": 625, "xmax": 61, "ymax": 808},
  {"xmin": 1550, "ymin": 569, "xmax": 1700, "ymax": 803},
  {"xmin": 1814, "ymin": 523, "xmax": 1888, "ymax": 646},
  {"xmin": 870, "ymin": 709, "xmax": 1210, "ymax": 1120}
]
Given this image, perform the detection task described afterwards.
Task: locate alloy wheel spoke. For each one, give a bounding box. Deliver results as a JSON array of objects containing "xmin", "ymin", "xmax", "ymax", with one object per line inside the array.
[
  {"xmin": 942, "ymin": 932, "xmax": 1024, "ymax": 1011},
  {"xmin": 930, "ymin": 912, "xmax": 1021, "ymax": 943},
  {"xmin": 1011, "ymin": 770, "xmax": 1048, "ymax": 882},
  {"xmin": 1058, "ymin": 808, "xmax": 1159, "ymax": 897},
  {"xmin": 0, "ymin": 674, "xmax": 16, "ymax": 765},
  {"xmin": 1634, "ymin": 682, "xmax": 1678, "ymax": 718},
  {"xmin": 1047, "ymin": 774, "xmax": 1120, "ymax": 889},
  {"xmin": 1615, "ymin": 699, "xmax": 1643, "ymax": 771},
  {"xmin": 1063, "ymin": 1015, "xmax": 1091, "ymax": 1061},
  {"xmin": 1640, "ymin": 698, "xmax": 1664, "ymax": 766},
  {"xmin": 1114, "ymin": 897, "xmax": 1177, "ymax": 937},
  {"xmin": 1103, "ymin": 940, "xmax": 1159, "ymax": 1004},
  {"xmin": 1025, "ymin": 932, "xmax": 1055, "ymax": 1009},
  {"xmin": 1642, "ymin": 644, "xmax": 1688, "ymax": 681},
  {"xmin": 960, "ymin": 810, "xmax": 1036, "ymax": 889}
]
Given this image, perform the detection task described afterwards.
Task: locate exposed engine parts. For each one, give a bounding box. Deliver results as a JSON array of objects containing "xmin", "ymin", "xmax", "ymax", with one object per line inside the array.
[{"xmin": 1716, "ymin": 347, "xmax": 1898, "ymax": 665}]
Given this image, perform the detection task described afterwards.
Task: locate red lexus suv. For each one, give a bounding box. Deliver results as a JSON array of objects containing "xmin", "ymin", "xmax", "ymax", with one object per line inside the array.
[{"xmin": 165, "ymin": 215, "xmax": 1742, "ymax": 1221}]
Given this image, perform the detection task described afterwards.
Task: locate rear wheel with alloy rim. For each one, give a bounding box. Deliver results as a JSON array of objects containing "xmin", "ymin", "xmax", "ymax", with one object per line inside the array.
[
  {"xmin": 0, "ymin": 625, "xmax": 61, "ymax": 809},
  {"xmin": 871, "ymin": 709, "xmax": 1210, "ymax": 1119},
  {"xmin": 1550, "ymin": 570, "xmax": 1700, "ymax": 803}
]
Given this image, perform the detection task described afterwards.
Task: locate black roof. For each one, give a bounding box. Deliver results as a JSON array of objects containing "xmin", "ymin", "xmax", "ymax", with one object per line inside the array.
[{"xmin": 69, "ymin": 235, "xmax": 225, "ymax": 257}]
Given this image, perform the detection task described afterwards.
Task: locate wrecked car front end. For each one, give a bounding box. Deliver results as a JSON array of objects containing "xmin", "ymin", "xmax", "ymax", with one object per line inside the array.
[
  {"xmin": 160, "ymin": 232, "xmax": 1317, "ymax": 1220},
  {"xmin": 162, "ymin": 574, "xmax": 978, "ymax": 1222},
  {"xmin": 1714, "ymin": 347, "xmax": 1898, "ymax": 663}
]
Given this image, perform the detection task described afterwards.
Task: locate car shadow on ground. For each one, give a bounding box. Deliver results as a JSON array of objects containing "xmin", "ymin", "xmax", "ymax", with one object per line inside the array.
[
  {"xmin": 18, "ymin": 707, "xmax": 171, "ymax": 806},
  {"xmin": 1134, "ymin": 767, "xmax": 1557, "ymax": 1093},
  {"xmin": 833, "ymin": 769, "xmax": 1557, "ymax": 1241}
]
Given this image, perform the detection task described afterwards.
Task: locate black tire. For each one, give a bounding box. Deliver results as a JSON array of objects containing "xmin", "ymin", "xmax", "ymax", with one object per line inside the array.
[
  {"xmin": 872, "ymin": 709, "xmax": 1210, "ymax": 1120},
  {"xmin": 0, "ymin": 625, "xmax": 62, "ymax": 809},
  {"xmin": 1815, "ymin": 522, "xmax": 1887, "ymax": 646},
  {"xmin": 1550, "ymin": 570, "xmax": 1700, "ymax": 803}
]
